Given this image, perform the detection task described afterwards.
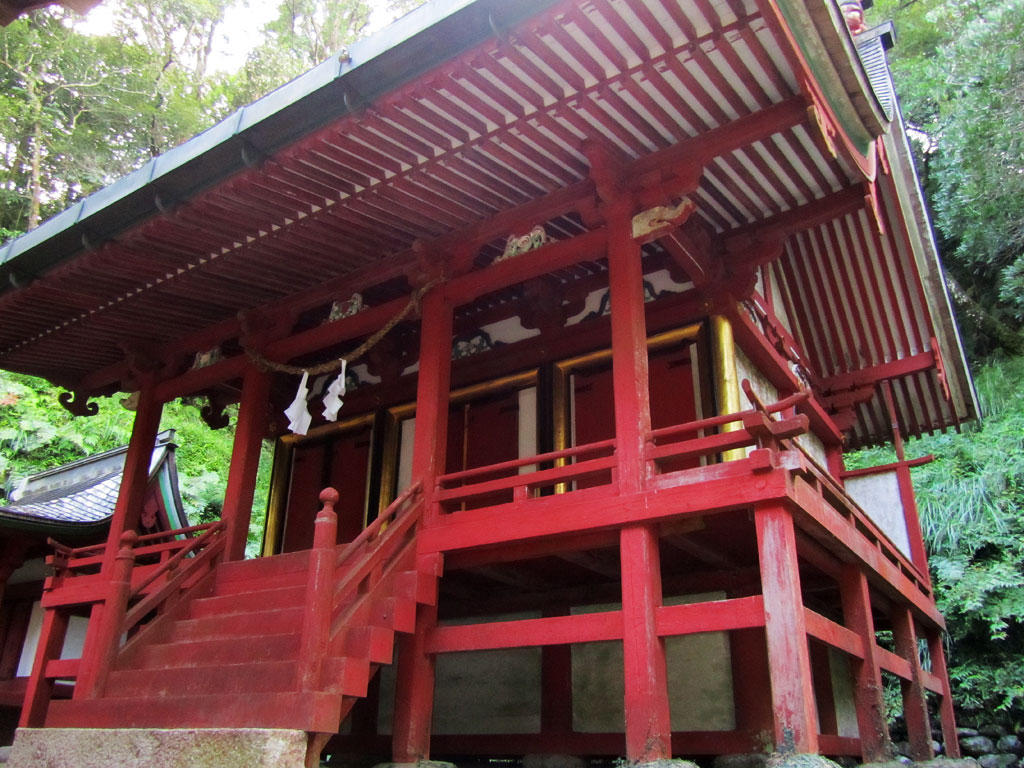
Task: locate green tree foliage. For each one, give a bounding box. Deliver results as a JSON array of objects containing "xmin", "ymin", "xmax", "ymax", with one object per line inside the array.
[
  {"xmin": 870, "ymin": 0, "xmax": 1024, "ymax": 357},
  {"xmin": 1, "ymin": 12, "xmax": 153, "ymax": 230},
  {"xmin": 849, "ymin": 356, "xmax": 1024, "ymax": 720},
  {"xmin": 0, "ymin": 1, "xmax": 235, "ymax": 234},
  {"xmin": 230, "ymin": 0, "xmax": 426, "ymax": 108}
]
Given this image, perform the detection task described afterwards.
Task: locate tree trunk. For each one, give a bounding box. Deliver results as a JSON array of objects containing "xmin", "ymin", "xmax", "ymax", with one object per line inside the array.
[{"xmin": 27, "ymin": 119, "xmax": 42, "ymax": 231}]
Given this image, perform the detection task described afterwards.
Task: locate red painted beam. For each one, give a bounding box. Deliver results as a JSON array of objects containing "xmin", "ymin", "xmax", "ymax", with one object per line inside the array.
[
  {"xmin": 445, "ymin": 228, "xmax": 607, "ymax": 305},
  {"xmin": 875, "ymin": 647, "xmax": 912, "ymax": 681},
  {"xmin": 633, "ymin": 98, "xmax": 808, "ymax": 181},
  {"xmin": 802, "ymin": 607, "xmax": 864, "ymax": 659},
  {"xmin": 417, "ymin": 466, "xmax": 792, "ymax": 555},
  {"xmin": 655, "ymin": 595, "xmax": 765, "ymax": 635},
  {"xmin": 820, "ymin": 352, "xmax": 937, "ymax": 394},
  {"xmin": 426, "ymin": 610, "xmax": 623, "ymax": 653},
  {"xmin": 726, "ymin": 185, "xmax": 866, "ymax": 247}
]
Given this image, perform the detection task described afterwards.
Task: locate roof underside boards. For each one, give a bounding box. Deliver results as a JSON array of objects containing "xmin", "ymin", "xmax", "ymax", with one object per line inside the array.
[{"xmin": 0, "ymin": 0, "xmax": 973, "ymax": 445}]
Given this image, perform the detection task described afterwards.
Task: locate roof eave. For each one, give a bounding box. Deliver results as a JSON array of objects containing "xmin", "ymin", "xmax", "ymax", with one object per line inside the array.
[{"xmin": 0, "ymin": 0, "xmax": 560, "ymax": 296}]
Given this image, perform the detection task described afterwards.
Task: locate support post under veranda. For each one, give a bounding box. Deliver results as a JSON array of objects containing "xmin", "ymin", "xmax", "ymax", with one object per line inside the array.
[
  {"xmin": 755, "ymin": 502, "xmax": 818, "ymax": 753},
  {"xmin": 839, "ymin": 564, "xmax": 892, "ymax": 762},
  {"xmin": 605, "ymin": 194, "xmax": 673, "ymax": 762},
  {"xmin": 391, "ymin": 282, "xmax": 453, "ymax": 763}
]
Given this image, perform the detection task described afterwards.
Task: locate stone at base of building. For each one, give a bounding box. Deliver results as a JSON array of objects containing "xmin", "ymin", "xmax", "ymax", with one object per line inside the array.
[
  {"xmin": 766, "ymin": 753, "xmax": 843, "ymax": 768},
  {"xmin": 7, "ymin": 727, "xmax": 309, "ymax": 768},
  {"xmin": 522, "ymin": 754, "xmax": 588, "ymax": 768},
  {"xmin": 633, "ymin": 759, "xmax": 700, "ymax": 768},
  {"xmin": 714, "ymin": 753, "xmax": 770, "ymax": 768}
]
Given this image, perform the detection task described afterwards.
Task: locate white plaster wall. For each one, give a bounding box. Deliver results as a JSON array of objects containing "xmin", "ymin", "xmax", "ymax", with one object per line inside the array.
[
  {"xmin": 17, "ymin": 601, "xmax": 90, "ymax": 678},
  {"xmin": 736, "ymin": 345, "xmax": 830, "ymax": 468},
  {"xmin": 734, "ymin": 347, "xmax": 778, "ymax": 459},
  {"xmin": 829, "ymin": 648, "xmax": 860, "ymax": 738},
  {"xmin": 735, "ymin": 347, "xmax": 778, "ymax": 408},
  {"xmin": 795, "ymin": 430, "xmax": 829, "ymax": 469},
  {"xmin": 377, "ymin": 613, "xmax": 543, "ymax": 735},
  {"xmin": 572, "ymin": 595, "xmax": 735, "ymax": 733},
  {"xmin": 769, "ymin": 271, "xmax": 794, "ymax": 336},
  {"xmin": 845, "ymin": 471, "xmax": 912, "ymax": 557}
]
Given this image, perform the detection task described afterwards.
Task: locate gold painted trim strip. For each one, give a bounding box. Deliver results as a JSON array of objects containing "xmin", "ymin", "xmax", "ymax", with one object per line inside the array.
[{"xmin": 712, "ymin": 313, "xmax": 746, "ymax": 462}]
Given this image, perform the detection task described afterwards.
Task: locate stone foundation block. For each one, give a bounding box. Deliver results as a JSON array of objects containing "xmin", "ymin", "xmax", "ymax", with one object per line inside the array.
[{"xmin": 7, "ymin": 727, "xmax": 309, "ymax": 768}]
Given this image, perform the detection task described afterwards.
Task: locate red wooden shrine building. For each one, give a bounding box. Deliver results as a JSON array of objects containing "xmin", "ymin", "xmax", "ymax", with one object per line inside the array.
[{"xmin": 0, "ymin": 0, "xmax": 976, "ymax": 765}]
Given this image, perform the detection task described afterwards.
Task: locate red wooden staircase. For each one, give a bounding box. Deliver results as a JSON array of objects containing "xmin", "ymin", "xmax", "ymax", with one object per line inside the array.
[{"xmin": 22, "ymin": 482, "xmax": 435, "ymax": 740}]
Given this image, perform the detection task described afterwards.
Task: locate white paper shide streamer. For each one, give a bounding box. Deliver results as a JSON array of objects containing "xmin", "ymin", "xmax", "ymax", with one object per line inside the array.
[
  {"xmin": 322, "ymin": 359, "xmax": 347, "ymax": 422},
  {"xmin": 284, "ymin": 371, "xmax": 313, "ymax": 435}
]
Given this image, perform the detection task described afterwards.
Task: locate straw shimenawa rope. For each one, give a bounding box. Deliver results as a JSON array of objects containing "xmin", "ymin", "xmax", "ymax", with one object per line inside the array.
[{"xmin": 243, "ymin": 277, "xmax": 446, "ymax": 377}]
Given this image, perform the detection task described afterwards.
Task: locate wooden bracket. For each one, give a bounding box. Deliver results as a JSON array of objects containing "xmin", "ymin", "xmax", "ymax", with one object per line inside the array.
[
  {"xmin": 57, "ymin": 390, "xmax": 99, "ymax": 418},
  {"xmin": 930, "ymin": 337, "xmax": 951, "ymax": 401},
  {"xmin": 864, "ymin": 179, "xmax": 886, "ymax": 236},
  {"xmin": 200, "ymin": 392, "xmax": 232, "ymax": 430},
  {"xmin": 581, "ymin": 138, "xmax": 630, "ymax": 205},
  {"xmin": 807, "ymin": 98, "xmax": 838, "ymax": 159}
]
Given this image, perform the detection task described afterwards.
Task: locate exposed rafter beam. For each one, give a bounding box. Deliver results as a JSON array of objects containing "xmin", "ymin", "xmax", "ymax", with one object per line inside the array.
[{"xmin": 819, "ymin": 351, "xmax": 938, "ymax": 394}]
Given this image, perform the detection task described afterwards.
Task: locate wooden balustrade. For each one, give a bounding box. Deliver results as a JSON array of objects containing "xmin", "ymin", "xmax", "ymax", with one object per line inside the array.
[
  {"xmin": 296, "ymin": 481, "xmax": 426, "ymax": 692},
  {"xmin": 23, "ymin": 520, "xmax": 228, "ymax": 719},
  {"xmin": 297, "ymin": 489, "xmax": 339, "ymax": 692}
]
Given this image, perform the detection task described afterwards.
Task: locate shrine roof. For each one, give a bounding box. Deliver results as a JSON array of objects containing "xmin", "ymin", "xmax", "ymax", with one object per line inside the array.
[
  {"xmin": 0, "ymin": 0, "xmax": 977, "ymax": 446},
  {"xmin": 0, "ymin": 430, "xmax": 181, "ymax": 535}
]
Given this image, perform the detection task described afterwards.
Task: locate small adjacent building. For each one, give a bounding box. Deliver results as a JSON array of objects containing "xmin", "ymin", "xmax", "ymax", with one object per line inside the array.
[
  {"xmin": 0, "ymin": 0, "xmax": 976, "ymax": 766},
  {"xmin": 0, "ymin": 430, "xmax": 186, "ymax": 744}
]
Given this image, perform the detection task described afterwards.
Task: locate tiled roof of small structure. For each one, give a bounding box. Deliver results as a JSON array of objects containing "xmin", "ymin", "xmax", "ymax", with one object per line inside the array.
[
  {"xmin": 0, "ymin": 430, "xmax": 175, "ymax": 530},
  {"xmin": 1, "ymin": 471, "xmax": 122, "ymax": 525}
]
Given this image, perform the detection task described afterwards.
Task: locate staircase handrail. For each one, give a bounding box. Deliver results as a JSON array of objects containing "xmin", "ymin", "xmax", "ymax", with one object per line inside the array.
[
  {"xmin": 47, "ymin": 522, "xmax": 220, "ymax": 575},
  {"xmin": 120, "ymin": 521, "xmax": 227, "ymax": 633},
  {"xmin": 335, "ymin": 480, "xmax": 423, "ymax": 568},
  {"xmin": 297, "ymin": 480, "xmax": 425, "ymax": 692}
]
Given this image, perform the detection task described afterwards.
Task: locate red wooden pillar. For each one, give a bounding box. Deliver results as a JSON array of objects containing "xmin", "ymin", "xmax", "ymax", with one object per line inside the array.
[
  {"xmin": 19, "ymin": 607, "xmax": 69, "ymax": 726},
  {"xmin": 221, "ymin": 366, "xmax": 272, "ymax": 561},
  {"xmin": 755, "ymin": 503, "xmax": 818, "ymax": 753},
  {"xmin": 606, "ymin": 198, "xmax": 651, "ymax": 496},
  {"xmin": 620, "ymin": 523, "xmax": 671, "ymax": 761},
  {"xmin": 839, "ymin": 565, "xmax": 892, "ymax": 762},
  {"xmin": 75, "ymin": 378, "xmax": 163, "ymax": 699},
  {"xmin": 891, "ymin": 607, "xmax": 933, "ymax": 760},
  {"xmin": 925, "ymin": 628, "xmax": 960, "ymax": 758},
  {"xmin": 392, "ymin": 283, "xmax": 452, "ymax": 763},
  {"xmin": 604, "ymin": 198, "xmax": 671, "ymax": 761},
  {"xmin": 541, "ymin": 606, "xmax": 573, "ymax": 737}
]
